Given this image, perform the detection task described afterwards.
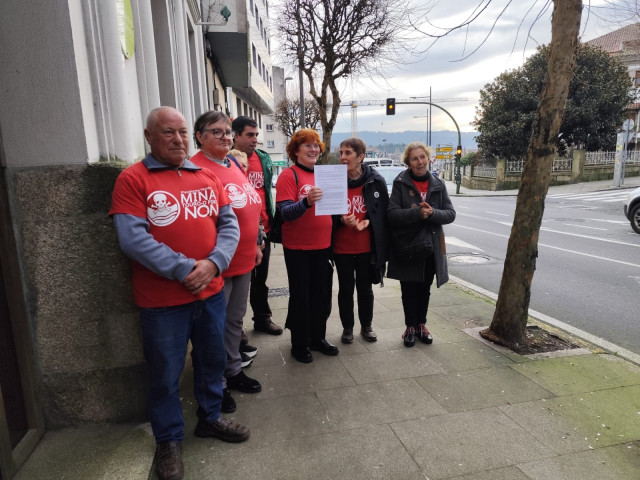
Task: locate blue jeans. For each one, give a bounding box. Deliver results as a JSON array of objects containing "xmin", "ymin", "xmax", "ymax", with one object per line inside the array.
[{"xmin": 140, "ymin": 291, "xmax": 227, "ymax": 443}]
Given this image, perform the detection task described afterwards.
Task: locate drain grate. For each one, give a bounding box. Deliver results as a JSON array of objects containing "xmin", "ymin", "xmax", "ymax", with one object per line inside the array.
[{"xmin": 268, "ymin": 287, "xmax": 290, "ymax": 298}]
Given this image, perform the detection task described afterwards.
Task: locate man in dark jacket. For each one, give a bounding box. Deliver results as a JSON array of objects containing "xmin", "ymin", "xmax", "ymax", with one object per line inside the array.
[{"xmin": 232, "ymin": 116, "xmax": 283, "ymax": 335}]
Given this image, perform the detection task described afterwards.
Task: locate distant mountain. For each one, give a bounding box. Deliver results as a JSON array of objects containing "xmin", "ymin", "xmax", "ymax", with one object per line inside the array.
[{"xmin": 331, "ymin": 130, "xmax": 478, "ymax": 153}]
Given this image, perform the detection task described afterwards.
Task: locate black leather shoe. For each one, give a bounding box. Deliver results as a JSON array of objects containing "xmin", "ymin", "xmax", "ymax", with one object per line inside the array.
[
  {"xmin": 310, "ymin": 339, "xmax": 339, "ymax": 356},
  {"xmin": 226, "ymin": 371, "xmax": 262, "ymax": 393},
  {"xmin": 154, "ymin": 441, "xmax": 183, "ymax": 480},
  {"xmin": 221, "ymin": 388, "xmax": 236, "ymax": 413},
  {"xmin": 194, "ymin": 416, "xmax": 250, "ymax": 443},
  {"xmin": 291, "ymin": 347, "xmax": 313, "ymax": 363}
]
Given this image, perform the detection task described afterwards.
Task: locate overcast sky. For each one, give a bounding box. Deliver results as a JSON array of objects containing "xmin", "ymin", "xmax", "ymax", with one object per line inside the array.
[{"xmin": 272, "ymin": 1, "xmax": 636, "ymax": 135}]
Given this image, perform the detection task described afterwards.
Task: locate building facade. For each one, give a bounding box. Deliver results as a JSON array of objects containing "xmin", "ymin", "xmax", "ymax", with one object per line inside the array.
[{"xmin": 0, "ymin": 0, "xmax": 221, "ymax": 477}]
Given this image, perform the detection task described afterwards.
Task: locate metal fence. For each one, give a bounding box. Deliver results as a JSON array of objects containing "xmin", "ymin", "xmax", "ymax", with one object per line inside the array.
[
  {"xmin": 472, "ymin": 166, "xmax": 497, "ymax": 178},
  {"xmin": 585, "ymin": 150, "xmax": 640, "ymax": 165}
]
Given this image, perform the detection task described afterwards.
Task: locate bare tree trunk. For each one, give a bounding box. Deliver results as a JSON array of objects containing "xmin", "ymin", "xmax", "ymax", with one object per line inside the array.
[{"xmin": 480, "ymin": 0, "xmax": 582, "ymax": 347}]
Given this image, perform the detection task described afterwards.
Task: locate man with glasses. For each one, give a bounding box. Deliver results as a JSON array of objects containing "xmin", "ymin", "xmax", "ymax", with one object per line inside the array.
[
  {"xmin": 110, "ymin": 107, "xmax": 249, "ymax": 480},
  {"xmin": 232, "ymin": 116, "xmax": 284, "ymax": 336}
]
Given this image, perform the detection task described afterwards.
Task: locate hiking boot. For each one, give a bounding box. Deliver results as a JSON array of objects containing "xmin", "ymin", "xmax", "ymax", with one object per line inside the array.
[
  {"xmin": 402, "ymin": 326, "xmax": 416, "ymax": 347},
  {"xmin": 417, "ymin": 324, "xmax": 433, "ymax": 344},
  {"xmin": 154, "ymin": 441, "xmax": 183, "ymax": 480},
  {"xmin": 194, "ymin": 416, "xmax": 250, "ymax": 443},
  {"xmin": 360, "ymin": 325, "xmax": 377, "ymax": 342},
  {"xmin": 341, "ymin": 328, "xmax": 354, "ymax": 344}
]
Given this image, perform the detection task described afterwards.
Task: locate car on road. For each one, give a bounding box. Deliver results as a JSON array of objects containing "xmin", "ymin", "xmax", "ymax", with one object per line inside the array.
[
  {"xmin": 374, "ymin": 165, "xmax": 406, "ymax": 195},
  {"xmin": 624, "ymin": 186, "xmax": 640, "ymax": 233}
]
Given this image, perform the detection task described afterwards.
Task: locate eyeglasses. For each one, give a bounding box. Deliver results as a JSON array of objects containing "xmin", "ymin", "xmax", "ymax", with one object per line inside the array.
[{"xmin": 202, "ymin": 128, "xmax": 234, "ymax": 139}]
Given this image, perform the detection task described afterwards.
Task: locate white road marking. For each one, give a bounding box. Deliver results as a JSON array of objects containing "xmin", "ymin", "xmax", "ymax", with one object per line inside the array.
[
  {"xmin": 452, "ymin": 224, "xmax": 640, "ymax": 267},
  {"xmin": 447, "ymin": 236, "xmax": 484, "ymax": 251},
  {"xmin": 539, "ymin": 226, "xmax": 640, "ymax": 248},
  {"xmin": 486, "ymin": 211, "xmax": 510, "ymax": 216},
  {"xmin": 562, "ymin": 223, "xmax": 607, "ymax": 231}
]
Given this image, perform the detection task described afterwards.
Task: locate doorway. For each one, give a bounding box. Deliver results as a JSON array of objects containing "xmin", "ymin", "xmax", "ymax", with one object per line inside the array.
[{"xmin": 0, "ymin": 167, "xmax": 44, "ymax": 479}]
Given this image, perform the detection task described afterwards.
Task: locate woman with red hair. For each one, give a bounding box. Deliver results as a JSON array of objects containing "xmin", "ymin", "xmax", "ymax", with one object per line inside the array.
[{"xmin": 276, "ymin": 129, "xmax": 337, "ymax": 363}]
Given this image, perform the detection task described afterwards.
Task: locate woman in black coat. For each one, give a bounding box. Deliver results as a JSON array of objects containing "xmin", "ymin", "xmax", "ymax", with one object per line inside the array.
[
  {"xmin": 387, "ymin": 142, "xmax": 456, "ymax": 347},
  {"xmin": 333, "ymin": 138, "xmax": 389, "ymax": 344}
]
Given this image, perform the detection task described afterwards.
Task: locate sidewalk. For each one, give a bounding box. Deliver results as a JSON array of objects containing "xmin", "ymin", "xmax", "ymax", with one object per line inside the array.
[{"xmin": 15, "ymin": 181, "xmax": 640, "ymax": 480}]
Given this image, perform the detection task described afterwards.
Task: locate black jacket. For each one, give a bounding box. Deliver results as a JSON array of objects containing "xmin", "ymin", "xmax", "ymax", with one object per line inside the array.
[
  {"xmin": 386, "ymin": 169, "xmax": 455, "ymax": 285},
  {"xmin": 333, "ymin": 164, "xmax": 390, "ymax": 277}
]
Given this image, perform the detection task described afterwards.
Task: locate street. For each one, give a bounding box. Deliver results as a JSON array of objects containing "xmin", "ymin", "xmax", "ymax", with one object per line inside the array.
[{"xmin": 445, "ymin": 189, "xmax": 640, "ymax": 356}]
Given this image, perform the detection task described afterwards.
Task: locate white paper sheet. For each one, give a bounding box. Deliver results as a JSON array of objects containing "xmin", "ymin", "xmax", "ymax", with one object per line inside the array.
[{"xmin": 313, "ymin": 164, "xmax": 348, "ymax": 215}]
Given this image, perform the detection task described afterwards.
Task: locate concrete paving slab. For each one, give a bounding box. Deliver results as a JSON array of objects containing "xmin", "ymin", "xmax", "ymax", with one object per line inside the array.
[
  {"xmin": 340, "ymin": 348, "xmax": 445, "ymax": 385},
  {"xmin": 14, "ymin": 423, "xmax": 153, "ymax": 480},
  {"xmin": 511, "ymin": 354, "xmax": 640, "ymax": 396},
  {"xmin": 533, "ymin": 384, "xmax": 640, "ymax": 448},
  {"xmin": 316, "ymin": 378, "xmax": 447, "ymax": 430},
  {"xmin": 180, "ymin": 424, "xmax": 425, "ymax": 480},
  {"xmin": 429, "ymin": 301, "xmax": 496, "ymax": 329},
  {"xmin": 234, "ymin": 357, "xmax": 357, "ymax": 400},
  {"xmin": 423, "ymin": 318, "xmax": 473, "ymax": 344},
  {"xmin": 422, "ymin": 339, "xmax": 514, "ymax": 372},
  {"xmin": 415, "ymin": 366, "xmax": 554, "ymax": 413},
  {"xmin": 391, "ymin": 408, "xmax": 554, "ymax": 479},
  {"xmin": 517, "ymin": 442, "xmax": 640, "ymax": 479},
  {"xmin": 499, "ymin": 401, "xmax": 595, "ymax": 455},
  {"xmin": 448, "ymin": 465, "xmax": 531, "ymax": 480}
]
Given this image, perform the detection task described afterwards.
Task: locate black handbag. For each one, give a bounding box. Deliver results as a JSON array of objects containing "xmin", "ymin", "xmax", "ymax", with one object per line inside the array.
[{"xmin": 391, "ymin": 226, "xmax": 433, "ymax": 260}]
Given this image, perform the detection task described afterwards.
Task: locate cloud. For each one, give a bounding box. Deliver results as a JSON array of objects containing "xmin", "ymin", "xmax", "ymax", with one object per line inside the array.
[{"xmin": 271, "ymin": 0, "xmax": 627, "ymax": 140}]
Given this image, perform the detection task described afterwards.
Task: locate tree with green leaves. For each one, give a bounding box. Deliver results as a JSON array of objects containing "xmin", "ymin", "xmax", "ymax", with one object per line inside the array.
[{"xmin": 474, "ymin": 43, "xmax": 635, "ymax": 160}]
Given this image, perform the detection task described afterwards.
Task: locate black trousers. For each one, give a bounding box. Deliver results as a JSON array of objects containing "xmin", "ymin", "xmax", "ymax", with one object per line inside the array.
[
  {"xmin": 283, "ymin": 248, "xmax": 332, "ymax": 349},
  {"xmin": 400, "ymin": 254, "xmax": 436, "ymax": 327},
  {"xmin": 250, "ymin": 240, "xmax": 272, "ymax": 324},
  {"xmin": 334, "ymin": 252, "xmax": 374, "ymax": 330}
]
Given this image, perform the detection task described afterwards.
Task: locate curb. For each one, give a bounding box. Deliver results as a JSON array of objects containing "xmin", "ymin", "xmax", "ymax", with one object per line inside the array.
[{"xmin": 449, "ymin": 275, "xmax": 640, "ymax": 367}]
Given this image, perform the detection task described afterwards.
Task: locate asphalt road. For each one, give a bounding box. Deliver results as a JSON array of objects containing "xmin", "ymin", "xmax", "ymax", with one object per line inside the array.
[{"xmin": 445, "ymin": 189, "xmax": 640, "ymax": 356}]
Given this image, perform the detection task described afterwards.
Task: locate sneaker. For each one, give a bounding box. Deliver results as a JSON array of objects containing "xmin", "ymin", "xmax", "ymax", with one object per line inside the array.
[
  {"xmin": 154, "ymin": 441, "xmax": 183, "ymax": 480},
  {"xmin": 360, "ymin": 326, "xmax": 377, "ymax": 342},
  {"xmin": 417, "ymin": 324, "xmax": 433, "ymax": 344},
  {"xmin": 226, "ymin": 370, "xmax": 262, "ymax": 393},
  {"xmin": 194, "ymin": 416, "xmax": 250, "ymax": 443},
  {"xmin": 239, "ymin": 343, "xmax": 258, "ymax": 358},
  {"xmin": 240, "ymin": 352, "xmax": 253, "ymax": 368},
  {"xmin": 341, "ymin": 328, "xmax": 354, "ymax": 344},
  {"xmin": 254, "ymin": 319, "xmax": 284, "ymax": 335},
  {"xmin": 402, "ymin": 326, "xmax": 416, "ymax": 347},
  {"xmin": 221, "ymin": 388, "xmax": 236, "ymax": 414}
]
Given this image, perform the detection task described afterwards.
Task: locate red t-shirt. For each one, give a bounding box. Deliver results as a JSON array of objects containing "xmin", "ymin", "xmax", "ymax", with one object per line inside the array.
[
  {"xmin": 246, "ymin": 152, "xmax": 270, "ymax": 232},
  {"xmin": 333, "ymin": 184, "xmax": 371, "ymax": 254},
  {"xmin": 412, "ymin": 179, "xmax": 429, "ymax": 201},
  {"xmin": 109, "ymin": 161, "xmax": 230, "ymax": 308},
  {"xmin": 275, "ymin": 165, "xmax": 332, "ymax": 250},
  {"xmin": 191, "ymin": 152, "xmax": 262, "ymax": 278}
]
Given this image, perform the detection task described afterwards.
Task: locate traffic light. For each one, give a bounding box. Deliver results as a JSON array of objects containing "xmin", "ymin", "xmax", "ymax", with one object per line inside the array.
[
  {"xmin": 386, "ymin": 98, "xmax": 395, "ymax": 115},
  {"xmin": 456, "ymin": 145, "xmax": 462, "ymax": 156}
]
